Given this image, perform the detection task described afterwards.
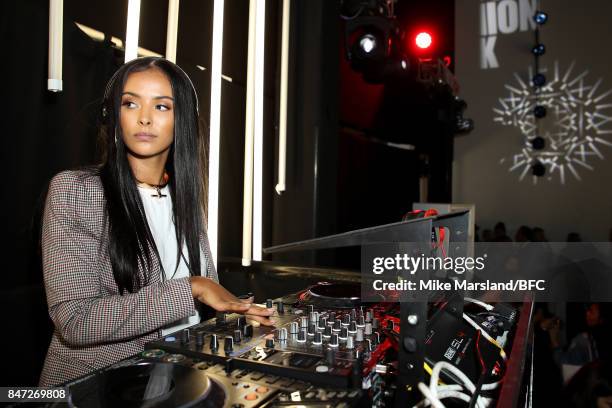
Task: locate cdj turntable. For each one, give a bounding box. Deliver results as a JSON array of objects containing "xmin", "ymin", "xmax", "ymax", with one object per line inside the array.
[{"xmin": 21, "ymin": 282, "xmax": 526, "ymax": 408}]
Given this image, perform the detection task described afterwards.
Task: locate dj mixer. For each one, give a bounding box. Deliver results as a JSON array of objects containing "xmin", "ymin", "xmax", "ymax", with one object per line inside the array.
[{"xmin": 28, "ymin": 281, "xmax": 525, "ymax": 408}]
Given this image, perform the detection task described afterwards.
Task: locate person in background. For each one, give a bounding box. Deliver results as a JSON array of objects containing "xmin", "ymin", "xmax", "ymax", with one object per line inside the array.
[{"xmin": 493, "ymin": 222, "xmax": 512, "ymax": 242}]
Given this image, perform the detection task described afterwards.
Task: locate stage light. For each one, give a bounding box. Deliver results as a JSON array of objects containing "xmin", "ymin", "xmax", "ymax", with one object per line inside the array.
[
  {"xmin": 532, "ymin": 44, "xmax": 546, "ymax": 56},
  {"xmin": 165, "ymin": 0, "xmax": 180, "ymax": 62},
  {"xmin": 533, "ymin": 73, "xmax": 546, "ymax": 87},
  {"xmin": 415, "ymin": 32, "xmax": 432, "ymax": 49},
  {"xmin": 534, "ymin": 11, "xmax": 548, "ymax": 25},
  {"xmin": 48, "ymin": 0, "xmax": 63, "ymax": 92},
  {"xmin": 359, "ymin": 34, "xmax": 377, "ymax": 54},
  {"xmin": 533, "ymin": 105, "xmax": 547, "ymax": 118},
  {"xmin": 125, "ymin": 0, "xmax": 141, "ymax": 62},
  {"xmin": 531, "ymin": 136, "xmax": 545, "ymax": 150},
  {"xmin": 532, "ymin": 160, "xmax": 546, "ymax": 177},
  {"xmin": 401, "ymin": 59, "xmax": 408, "ymax": 70}
]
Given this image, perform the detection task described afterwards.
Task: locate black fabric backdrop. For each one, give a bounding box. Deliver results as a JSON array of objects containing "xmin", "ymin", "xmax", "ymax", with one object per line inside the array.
[{"xmin": 2, "ymin": 0, "xmax": 119, "ymax": 385}]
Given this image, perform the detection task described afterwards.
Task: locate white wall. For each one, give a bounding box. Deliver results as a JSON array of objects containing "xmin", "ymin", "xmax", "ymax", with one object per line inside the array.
[{"xmin": 454, "ymin": 0, "xmax": 612, "ymax": 241}]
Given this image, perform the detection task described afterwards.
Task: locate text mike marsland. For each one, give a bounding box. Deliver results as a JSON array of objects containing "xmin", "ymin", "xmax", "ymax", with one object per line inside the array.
[{"xmin": 371, "ymin": 279, "xmax": 547, "ymax": 292}]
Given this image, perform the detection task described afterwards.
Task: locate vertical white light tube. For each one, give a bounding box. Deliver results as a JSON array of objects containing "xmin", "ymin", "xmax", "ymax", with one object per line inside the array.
[
  {"xmin": 242, "ymin": 0, "xmax": 257, "ymax": 266},
  {"xmin": 165, "ymin": 0, "xmax": 180, "ymax": 62},
  {"xmin": 208, "ymin": 0, "xmax": 225, "ymax": 268},
  {"xmin": 125, "ymin": 0, "xmax": 141, "ymax": 63},
  {"xmin": 275, "ymin": 0, "xmax": 290, "ymax": 194},
  {"xmin": 48, "ymin": 0, "xmax": 63, "ymax": 92},
  {"xmin": 252, "ymin": 0, "xmax": 266, "ymax": 262}
]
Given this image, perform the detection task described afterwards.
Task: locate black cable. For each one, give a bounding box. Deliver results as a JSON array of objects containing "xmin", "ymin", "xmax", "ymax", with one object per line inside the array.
[{"xmin": 469, "ymin": 330, "xmax": 486, "ymax": 408}]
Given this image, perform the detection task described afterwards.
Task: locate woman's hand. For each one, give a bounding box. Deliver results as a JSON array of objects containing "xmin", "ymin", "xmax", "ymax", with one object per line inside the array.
[{"xmin": 189, "ymin": 276, "xmax": 275, "ymax": 326}]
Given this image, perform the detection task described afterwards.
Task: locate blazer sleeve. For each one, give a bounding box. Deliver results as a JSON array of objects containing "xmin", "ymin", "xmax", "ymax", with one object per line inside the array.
[{"xmin": 42, "ymin": 172, "xmax": 196, "ymax": 346}]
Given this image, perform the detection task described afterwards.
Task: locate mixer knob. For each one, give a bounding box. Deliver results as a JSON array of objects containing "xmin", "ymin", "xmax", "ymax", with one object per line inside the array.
[
  {"xmin": 350, "ymin": 309, "xmax": 357, "ymax": 321},
  {"xmin": 224, "ymin": 336, "xmax": 233, "ymax": 352},
  {"xmin": 181, "ymin": 329, "xmax": 190, "ymax": 344},
  {"xmin": 297, "ymin": 329, "xmax": 307, "ymax": 342},
  {"xmin": 265, "ymin": 338, "xmax": 275, "ymax": 348},
  {"xmin": 216, "ymin": 312, "xmax": 227, "ymax": 325},
  {"xmin": 387, "ymin": 320, "xmax": 394, "ymax": 330},
  {"xmin": 279, "ymin": 328, "xmax": 288, "ymax": 342},
  {"xmin": 313, "ymin": 332, "xmax": 323, "ymax": 345},
  {"xmin": 277, "ymin": 301, "xmax": 285, "ymax": 314},
  {"xmin": 300, "ymin": 316, "xmax": 308, "ymax": 329},
  {"xmin": 195, "ymin": 331, "xmax": 204, "ymax": 347},
  {"xmin": 374, "ymin": 332, "xmax": 381, "ymax": 345},
  {"xmin": 236, "ymin": 316, "xmax": 247, "ymax": 330},
  {"xmin": 210, "ymin": 334, "xmax": 219, "ymax": 351},
  {"xmin": 326, "ymin": 347, "xmax": 336, "ymax": 364},
  {"xmin": 357, "ymin": 315, "xmax": 365, "ymax": 328},
  {"xmin": 356, "ymin": 328, "xmax": 364, "ymax": 342},
  {"xmin": 329, "ymin": 312, "xmax": 336, "ymax": 322},
  {"xmin": 323, "ymin": 326, "xmax": 332, "ymax": 338},
  {"xmin": 308, "ymin": 324, "xmax": 316, "ymax": 336},
  {"xmin": 340, "ymin": 327, "xmax": 348, "ymax": 340},
  {"xmin": 330, "ymin": 334, "xmax": 339, "ymax": 347},
  {"xmin": 307, "ymin": 305, "xmax": 314, "ymax": 314},
  {"xmin": 333, "ymin": 319, "xmax": 341, "ymax": 332},
  {"xmin": 366, "ymin": 338, "xmax": 373, "ymax": 352},
  {"xmin": 266, "ymin": 299, "xmax": 273, "ymax": 308},
  {"xmin": 365, "ymin": 310, "xmax": 373, "ymax": 322},
  {"xmin": 349, "ymin": 321, "xmax": 357, "ymax": 334},
  {"xmin": 365, "ymin": 322, "xmax": 373, "ymax": 335},
  {"xmin": 244, "ymin": 324, "xmax": 254, "ymax": 338},
  {"xmin": 346, "ymin": 336, "xmax": 355, "ymax": 349},
  {"xmin": 318, "ymin": 317, "xmax": 327, "ymax": 329},
  {"xmin": 310, "ymin": 311, "xmax": 319, "ymax": 323},
  {"xmin": 342, "ymin": 315, "xmax": 350, "ymax": 326},
  {"xmin": 233, "ymin": 329, "xmax": 242, "ymax": 344},
  {"xmin": 290, "ymin": 322, "xmax": 299, "ymax": 334},
  {"xmin": 372, "ymin": 317, "xmax": 380, "ymax": 329}
]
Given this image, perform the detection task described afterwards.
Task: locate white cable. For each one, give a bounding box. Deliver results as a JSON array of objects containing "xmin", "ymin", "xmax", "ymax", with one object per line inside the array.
[
  {"xmin": 430, "ymin": 361, "xmax": 477, "ymax": 395},
  {"xmin": 429, "ymin": 361, "xmax": 494, "ymax": 408},
  {"xmin": 413, "ymin": 388, "xmax": 472, "ymax": 408},
  {"xmin": 417, "ymin": 382, "xmax": 446, "ymax": 408},
  {"xmin": 464, "ymin": 297, "xmax": 494, "ymax": 311}
]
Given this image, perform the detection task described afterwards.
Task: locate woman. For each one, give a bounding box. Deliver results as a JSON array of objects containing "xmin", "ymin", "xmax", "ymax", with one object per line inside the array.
[{"xmin": 39, "ymin": 57, "xmax": 273, "ymax": 386}]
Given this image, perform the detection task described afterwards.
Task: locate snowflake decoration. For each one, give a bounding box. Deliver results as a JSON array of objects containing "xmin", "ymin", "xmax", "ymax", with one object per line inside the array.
[{"xmin": 494, "ymin": 61, "xmax": 612, "ymax": 184}]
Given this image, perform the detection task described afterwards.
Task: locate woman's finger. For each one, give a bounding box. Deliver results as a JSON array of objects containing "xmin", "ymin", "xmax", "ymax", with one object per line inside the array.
[
  {"xmin": 246, "ymin": 314, "xmax": 276, "ymax": 326},
  {"xmin": 244, "ymin": 305, "xmax": 275, "ymax": 317},
  {"xmin": 219, "ymin": 301, "xmax": 251, "ymax": 312}
]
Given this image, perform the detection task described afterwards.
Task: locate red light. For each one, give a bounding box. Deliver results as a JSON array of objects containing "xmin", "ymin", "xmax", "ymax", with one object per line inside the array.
[{"xmin": 415, "ymin": 32, "xmax": 432, "ymax": 49}]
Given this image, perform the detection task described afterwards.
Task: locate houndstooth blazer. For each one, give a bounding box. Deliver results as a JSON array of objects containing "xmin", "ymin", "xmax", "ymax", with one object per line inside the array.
[{"xmin": 38, "ymin": 170, "xmax": 218, "ymax": 386}]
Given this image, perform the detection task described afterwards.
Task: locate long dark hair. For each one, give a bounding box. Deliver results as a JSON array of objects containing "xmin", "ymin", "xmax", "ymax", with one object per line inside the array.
[{"xmin": 98, "ymin": 57, "xmax": 206, "ymax": 294}]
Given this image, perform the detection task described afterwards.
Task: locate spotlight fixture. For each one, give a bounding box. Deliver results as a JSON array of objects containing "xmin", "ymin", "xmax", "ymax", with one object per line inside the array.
[
  {"xmin": 533, "ymin": 73, "xmax": 546, "ymax": 87},
  {"xmin": 453, "ymin": 97, "xmax": 474, "ymax": 134},
  {"xmin": 531, "ymin": 136, "xmax": 545, "ymax": 150},
  {"xmin": 342, "ymin": 0, "xmax": 407, "ymax": 83},
  {"xmin": 534, "ymin": 11, "xmax": 548, "ymax": 25},
  {"xmin": 533, "ymin": 105, "xmax": 547, "ymax": 118},
  {"xmin": 415, "ymin": 32, "xmax": 432, "ymax": 50},
  {"xmin": 358, "ymin": 33, "xmax": 378, "ymax": 55},
  {"xmin": 532, "ymin": 44, "xmax": 546, "ymax": 56},
  {"xmin": 532, "ymin": 160, "xmax": 546, "ymax": 177}
]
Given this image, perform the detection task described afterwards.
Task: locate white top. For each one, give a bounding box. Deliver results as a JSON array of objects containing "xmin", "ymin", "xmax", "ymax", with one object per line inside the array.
[{"xmin": 138, "ymin": 184, "xmax": 200, "ymax": 336}]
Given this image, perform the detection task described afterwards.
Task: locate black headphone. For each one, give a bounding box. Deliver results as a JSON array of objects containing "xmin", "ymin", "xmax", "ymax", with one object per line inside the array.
[{"xmin": 101, "ymin": 57, "xmax": 199, "ymax": 120}]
